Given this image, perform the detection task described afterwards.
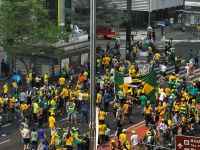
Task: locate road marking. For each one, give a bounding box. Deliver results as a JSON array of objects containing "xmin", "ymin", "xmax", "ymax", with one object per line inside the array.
[
  {"xmin": 127, "ymin": 120, "xmax": 145, "ymax": 130},
  {"xmin": 0, "ymin": 140, "xmax": 10, "ymax": 145},
  {"xmin": 58, "ymin": 117, "xmax": 68, "ymax": 122},
  {"xmin": 2, "ymin": 123, "xmax": 11, "ymax": 128}
]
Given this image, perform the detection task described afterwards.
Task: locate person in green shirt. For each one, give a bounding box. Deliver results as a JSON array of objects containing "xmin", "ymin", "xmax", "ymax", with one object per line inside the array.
[
  {"xmin": 139, "ymin": 94, "xmax": 147, "ymax": 114},
  {"xmin": 33, "ymin": 101, "xmax": 39, "ymax": 123}
]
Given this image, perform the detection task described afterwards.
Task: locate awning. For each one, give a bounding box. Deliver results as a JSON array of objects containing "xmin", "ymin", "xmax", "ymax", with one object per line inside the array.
[
  {"xmin": 177, "ymin": 9, "xmax": 200, "ymax": 14},
  {"xmin": 185, "ymin": 1, "xmax": 200, "ymax": 7}
]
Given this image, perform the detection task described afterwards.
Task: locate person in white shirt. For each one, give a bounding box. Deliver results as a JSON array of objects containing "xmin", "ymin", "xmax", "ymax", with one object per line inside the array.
[
  {"xmin": 185, "ymin": 63, "xmax": 190, "ymax": 79},
  {"xmin": 20, "ymin": 127, "xmax": 30, "ymax": 150},
  {"xmin": 159, "ymin": 89, "xmax": 166, "ymax": 101},
  {"xmin": 130, "ymin": 130, "xmax": 139, "ymax": 149}
]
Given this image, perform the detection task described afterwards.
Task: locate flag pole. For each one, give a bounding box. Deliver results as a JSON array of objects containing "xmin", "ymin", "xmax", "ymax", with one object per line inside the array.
[{"xmin": 90, "ymin": 0, "xmax": 96, "ymax": 149}]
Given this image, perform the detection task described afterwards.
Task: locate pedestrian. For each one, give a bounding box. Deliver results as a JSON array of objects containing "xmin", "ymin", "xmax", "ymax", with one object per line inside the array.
[
  {"xmin": 103, "ymin": 90, "xmax": 111, "ymax": 112},
  {"xmin": 110, "ymin": 139, "xmax": 117, "ymax": 150},
  {"xmin": 80, "ymin": 101, "xmax": 89, "ymax": 124},
  {"xmin": 144, "ymin": 103, "xmax": 152, "ymax": 127},
  {"xmin": 48, "ymin": 113, "xmax": 56, "ymax": 136},
  {"xmin": 195, "ymin": 51, "xmax": 199, "ymax": 66},
  {"xmin": 37, "ymin": 105, "xmax": 43, "ymax": 127},
  {"xmin": 64, "ymin": 132, "xmax": 73, "ymax": 150},
  {"xmin": 31, "ymin": 128, "xmax": 38, "ymax": 150},
  {"xmin": 98, "ymin": 122, "xmax": 107, "ymax": 144},
  {"xmin": 37, "ymin": 127, "xmax": 46, "ymax": 143},
  {"xmin": 81, "ymin": 134, "xmax": 90, "ymax": 150},
  {"xmin": 20, "ymin": 125, "xmax": 30, "ymax": 150},
  {"xmin": 118, "ymin": 129, "xmax": 127, "ymax": 149},
  {"xmin": 130, "ymin": 130, "xmax": 139, "ymax": 149}
]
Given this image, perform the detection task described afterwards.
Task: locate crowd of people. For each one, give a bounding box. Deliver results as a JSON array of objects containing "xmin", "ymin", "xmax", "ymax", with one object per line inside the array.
[{"xmin": 0, "ymin": 38, "xmax": 199, "ymax": 150}]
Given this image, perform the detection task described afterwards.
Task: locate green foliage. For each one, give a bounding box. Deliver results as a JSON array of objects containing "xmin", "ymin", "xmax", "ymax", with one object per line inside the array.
[
  {"xmin": 0, "ymin": 0, "xmax": 68, "ymax": 54},
  {"xmin": 68, "ymin": 0, "xmax": 125, "ymax": 31}
]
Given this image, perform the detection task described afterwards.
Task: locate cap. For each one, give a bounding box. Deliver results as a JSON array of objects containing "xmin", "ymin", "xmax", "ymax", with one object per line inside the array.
[
  {"xmin": 122, "ymin": 129, "xmax": 127, "ymax": 132},
  {"xmin": 111, "ymin": 139, "xmax": 115, "ymax": 143},
  {"xmin": 132, "ymin": 130, "xmax": 136, "ymax": 134},
  {"xmin": 146, "ymin": 131, "xmax": 151, "ymax": 136}
]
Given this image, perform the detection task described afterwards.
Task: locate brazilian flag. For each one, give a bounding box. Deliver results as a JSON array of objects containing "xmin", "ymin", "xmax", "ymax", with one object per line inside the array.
[{"xmin": 114, "ymin": 70, "xmax": 158, "ymax": 102}]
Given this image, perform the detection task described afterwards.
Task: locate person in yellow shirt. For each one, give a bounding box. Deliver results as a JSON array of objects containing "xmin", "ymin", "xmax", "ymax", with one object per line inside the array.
[
  {"xmin": 96, "ymin": 91, "xmax": 103, "ymax": 106},
  {"xmin": 96, "ymin": 57, "xmax": 101, "ymax": 72},
  {"xmin": 12, "ymin": 81, "xmax": 18, "ymax": 95},
  {"xmin": 64, "ymin": 132, "xmax": 73, "ymax": 150},
  {"xmin": 83, "ymin": 71, "xmax": 88, "ymax": 80},
  {"xmin": 118, "ymin": 63, "xmax": 125, "ymax": 73},
  {"xmin": 83, "ymin": 90, "xmax": 89, "ymax": 101},
  {"xmin": 20, "ymin": 102, "xmax": 28, "ymax": 112},
  {"xmin": 44, "ymin": 73, "xmax": 49, "ymax": 86},
  {"xmin": 99, "ymin": 108, "xmax": 106, "ymax": 124},
  {"xmin": 144, "ymin": 104, "xmax": 152, "ymax": 127},
  {"xmin": 98, "ymin": 123, "xmax": 107, "ymax": 144},
  {"xmin": 61, "ymin": 87, "xmax": 69, "ymax": 101},
  {"xmin": 59, "ymin": 76, "xmax": 65, "ymax": 86},
  {"xmin": 128, "ymin": 65, "xmax": 136, "ymax": 77},
  {"xmin": 148, "ymin": 46, "xmax": 153, "ymax": 58},
  {"xmin": 3, "ymin": 83, "xmax": 8, "ymax": 95},
  {"xmin": 164, "ymin": 86, "xmax": 171, "ymax": 98},
  {"xmin": 0, "ymin": 96, "xmax": 4, "ymax": 107},
  {"xmin": 102, "ymin": 55, "xmax": 110, "ymax": 70},
  {"xmin": 154, "ymin": 52, "xmax": 161, "ymax": 67},
  {"xmin": 168, "ymin": 72, "xmax": 176, "ymax": 82},
  {"xmin": 132, "ymin": 45, "xmax": 137, "ymax": 61},
  {"xmin": 9, "ymin": 97, "xmax": 15, "ymax": 116},
  {"xmin": 48, "ymin": 114, "xmax": 56, "ymax": 136},
  {"xmin": 119, "ymin": 129, "xmax": 127, "ymax": 148}
]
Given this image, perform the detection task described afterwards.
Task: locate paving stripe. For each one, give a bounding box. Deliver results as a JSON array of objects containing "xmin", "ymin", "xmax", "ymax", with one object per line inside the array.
[
  {"xmin": 2, "ymin": 123, "xmax": 11, "ymax": 128},
  {"xmin": 0, "ymin": 140, "xmax": 10, "ymax": 145}
]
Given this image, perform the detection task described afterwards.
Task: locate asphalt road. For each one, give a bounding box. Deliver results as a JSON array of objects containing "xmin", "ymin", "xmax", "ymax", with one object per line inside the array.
[
  {"xmin": 174, "ymin": 42, "xmax": 200, "ymax": 60},
  {"xmin": 0, "ymin": 104, "xmax": 143, "ymax": 150}
]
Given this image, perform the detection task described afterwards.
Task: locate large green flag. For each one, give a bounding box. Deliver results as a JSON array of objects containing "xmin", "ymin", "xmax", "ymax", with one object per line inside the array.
[{"xmin": 114, "ymin": 70, "xmax": 158, "ymax": 102}]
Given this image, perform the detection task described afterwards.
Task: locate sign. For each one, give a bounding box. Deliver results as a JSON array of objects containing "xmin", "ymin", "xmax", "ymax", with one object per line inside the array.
[
  {"xmin": 157, "ymin": 21, "xmax": 166, "ymax": 27},
  {"xmin": 175, "ymin": 135, "xmax": 200, "ymax": 150},
  {"xmin": 81, "ymin": 53, "xmax": 88, "ymax": 65},
  {"xmin": 54, "ymin": 65, "xmax": 60, "ymax": 75},
  {"xmin": 131, "ymin": 31, "xmax": 137, "ymax": 36},
  {"xmin": 124, "ymin": 77, "xmax": 132, "ymax": 84},
  {"xmin": 61, "ymin": 58, "xmax": 70, "ymax": 70}
]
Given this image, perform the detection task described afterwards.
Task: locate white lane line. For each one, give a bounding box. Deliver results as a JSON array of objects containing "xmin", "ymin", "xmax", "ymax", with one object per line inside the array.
[
  {"xmin": 0, "ymin": 140, "xmax": 10, "ymax": 145},
  {"xmin": 126, "ymin": 120, "xmax": 145, "ymax": 130},
  {"xmin": 58, "ymin": 117, "xmax": 68, "ymax": 122},
  {"xmin": 2, "ymin": 123, "xmax": 11, "ymax": 128}
]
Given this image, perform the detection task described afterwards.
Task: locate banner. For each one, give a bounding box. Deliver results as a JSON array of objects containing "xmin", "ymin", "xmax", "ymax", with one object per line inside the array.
[{"xmin": 114, "ymin": 70, "xmax": 158, "ymax": 102}]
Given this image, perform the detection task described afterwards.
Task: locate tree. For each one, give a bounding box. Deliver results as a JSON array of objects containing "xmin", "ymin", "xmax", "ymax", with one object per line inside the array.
[
  {"xmin": 68, "ymin": 0, "xmax": 125, "ymax": 31},
  {"xmin": 0, "ymin": 0, "xmax": 68, "ymax": 55}
]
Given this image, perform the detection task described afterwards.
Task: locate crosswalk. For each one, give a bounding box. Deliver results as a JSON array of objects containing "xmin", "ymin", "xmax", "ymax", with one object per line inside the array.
[{"xmin": 154, "ymin": 63, "xmax": 200, "ymax": 83}]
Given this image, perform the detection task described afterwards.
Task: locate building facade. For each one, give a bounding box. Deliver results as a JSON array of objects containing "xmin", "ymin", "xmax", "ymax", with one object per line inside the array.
[
  {"xmin": 111, "ymin": 0, "xmax": 184, "ymax": 27},
  {"xmin": 182, "ymin": 0, "xmax": 200, "ymax": 30}
]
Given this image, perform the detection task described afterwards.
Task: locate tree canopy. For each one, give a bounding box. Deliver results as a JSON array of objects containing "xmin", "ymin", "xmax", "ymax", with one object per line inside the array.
[
  {"xmin": 0, "ymin": 0, "xmax": 68, "ymax": 55},
  {"xmin": 68, "ymin": 0, "xmax": 125, "ymax": 31}
]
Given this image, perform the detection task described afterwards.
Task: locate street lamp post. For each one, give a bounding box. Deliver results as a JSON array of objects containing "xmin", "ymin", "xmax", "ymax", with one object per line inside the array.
[
  {"xmin": 90, "ymin": 0, "xmax": 96, "ymax": 149},
  {"xmin": 126, "ymin": 0, "xmax": 132, "ymax": 60}
]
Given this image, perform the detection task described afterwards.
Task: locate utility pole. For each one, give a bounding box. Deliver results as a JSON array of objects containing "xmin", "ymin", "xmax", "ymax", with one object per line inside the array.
[
  {"xmin": 148, "ymin": 0, "xmax": 151, "ymax": 26},
  {"xmin": 126, "ymin": 0, "xmax": 132, "ymax": 60},
  {"xmin": 90, "ymin": 0, "xmax": 96, "ymax": 149},
  {"xmin": 71, "ymin": 0, "xmax": 74, "ymax": 25}
]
